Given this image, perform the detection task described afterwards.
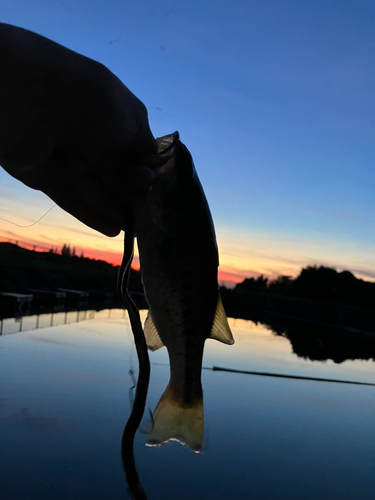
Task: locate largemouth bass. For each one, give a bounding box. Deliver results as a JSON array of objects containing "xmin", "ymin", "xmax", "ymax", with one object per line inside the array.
[{"xmin": 132, "ymin": 132, "xmax": 234, "ymax": 451}]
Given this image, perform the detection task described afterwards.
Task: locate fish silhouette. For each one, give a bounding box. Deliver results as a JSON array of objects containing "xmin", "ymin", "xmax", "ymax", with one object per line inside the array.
[{"xmin": 133, "ymin": 132, "xmax": 234, "ymax": 451}]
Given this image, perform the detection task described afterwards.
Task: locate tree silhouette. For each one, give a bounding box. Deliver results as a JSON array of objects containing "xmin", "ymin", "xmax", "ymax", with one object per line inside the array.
[
  {"xmin": 268, "ymin": 275, "xmax": 293, "ymax": 295},
  {"xmin": 61, "ymin": 243, "xmax": 72, "ymax": 257},
  {"xmin": 235, "ymin": 275, "xmax": 268, "ymax": 293},
  {"xmin": 232, "ymin": 265, "xmax": 375, "ymax": 309}
]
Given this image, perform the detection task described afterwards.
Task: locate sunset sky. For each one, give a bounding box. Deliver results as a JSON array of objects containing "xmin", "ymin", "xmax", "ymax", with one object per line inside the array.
[{"xmin": 0, "ymin": 0, "xmax": 374, "ymax": 286}]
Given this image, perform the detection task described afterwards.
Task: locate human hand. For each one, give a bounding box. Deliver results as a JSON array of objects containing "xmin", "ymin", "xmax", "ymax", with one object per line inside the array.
[{"xmin": 0, "ymin": 23, "xmax": 157, "ymax": 236}]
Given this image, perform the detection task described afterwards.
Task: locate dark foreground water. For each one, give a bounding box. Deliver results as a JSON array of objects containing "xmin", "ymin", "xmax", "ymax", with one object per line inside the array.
[{"xmin": 1, "ymin": 311, "xmax": 375, "ymax": 499}]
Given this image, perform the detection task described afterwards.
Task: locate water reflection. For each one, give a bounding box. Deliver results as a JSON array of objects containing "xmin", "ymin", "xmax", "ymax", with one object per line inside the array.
[
  {"xmin": 267, "ymin": 319, "xmax": 375, "ymax": 363},
  {"xmin": 227, "ymin": 313, "xmax": 375, "ymax": 364},
  {"xmin": 121, "ymin": 367, "xmax": 149, "ymax": 500},
  {"xmin": 191, "ymin": 320, "xmax": 375, "ymax": 388},
  {"xmin": 1, "ymin": 311, "xmax": 375, "ymax": 499}
]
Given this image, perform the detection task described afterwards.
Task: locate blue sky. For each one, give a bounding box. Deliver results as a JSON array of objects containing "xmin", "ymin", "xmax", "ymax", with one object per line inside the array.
[{"xmin": 0, "ymin": 0, "xmax": 374, "ymax": 283}]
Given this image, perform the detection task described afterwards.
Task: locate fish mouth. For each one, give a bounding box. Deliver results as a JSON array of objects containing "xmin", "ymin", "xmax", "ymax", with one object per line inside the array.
[
  {"xmin": 156, "ymin": 131, "xmax": 179, "ymax": 155},
  {"xmin": 139, "ymin": 132, "xmax": 180, "ymax": 172}
]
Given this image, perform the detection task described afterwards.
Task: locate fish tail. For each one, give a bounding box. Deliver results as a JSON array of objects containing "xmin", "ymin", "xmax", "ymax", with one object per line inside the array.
[{"xmin": 146, "ymin": 383, "xmax": 204, "ymax": 452}]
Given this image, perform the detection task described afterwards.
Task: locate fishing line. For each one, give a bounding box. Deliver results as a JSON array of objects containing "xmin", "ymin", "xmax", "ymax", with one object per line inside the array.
[
  {"xmin": 0, "ymin": 204, "xmax": 57, "ymax": 227},
  {"xmin": 118, "ymin": 219, "xmax": 150, "ymax": 500}
]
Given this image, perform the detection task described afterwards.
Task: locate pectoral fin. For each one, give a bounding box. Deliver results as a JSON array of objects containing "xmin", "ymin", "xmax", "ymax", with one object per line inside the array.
[
  {"xmin": 209, "ymin": 295, "xmax": 235, "ymax": 345},
  {"xmin": 144, "ymin": 311, "xmax": 164, "ymax": 351}
]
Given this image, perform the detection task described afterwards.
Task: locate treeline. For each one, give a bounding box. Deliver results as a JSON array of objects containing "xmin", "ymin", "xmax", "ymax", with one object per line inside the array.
[
  {"xmin": 233, "ymin": 265, "xmax": 375, "ymax": 309},
  {"xmin": 1, "ymin": 241, "xmax": 374, "ymax": 330},
  {"xmin": 0, "ymin": 242, "xmax": 143, "ymax": 295},
  {"xmin": 221, "ymin": 266, "xmax": 375, "ymax": 333}
]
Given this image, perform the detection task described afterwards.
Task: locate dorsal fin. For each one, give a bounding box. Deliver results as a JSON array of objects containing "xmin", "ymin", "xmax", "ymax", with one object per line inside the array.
[
  {"xmin": 144, "ymin": 311, "xmax": 165, "ymax": 351},
  {"xmin": 209, "ymin": 295, "xmax": 235, "ymax": 345}
]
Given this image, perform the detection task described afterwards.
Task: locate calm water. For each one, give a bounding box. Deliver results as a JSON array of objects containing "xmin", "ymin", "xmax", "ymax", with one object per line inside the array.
[{"xmin": 1, "ymin": 311, "xmax": 374, "ymax": 499}]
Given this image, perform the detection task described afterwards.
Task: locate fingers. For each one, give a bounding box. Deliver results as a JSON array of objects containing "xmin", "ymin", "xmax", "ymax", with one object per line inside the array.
[
  {"xmin": 100, "ymin": 162, "xmax": 155, "ymax": 202},
  {"xmin": 126, "ymin": 118, "xmax": 158, "ymax": 159},
  {"xmin": 41, "ymin": 149, "xmax": 155, "ymax": 236}
]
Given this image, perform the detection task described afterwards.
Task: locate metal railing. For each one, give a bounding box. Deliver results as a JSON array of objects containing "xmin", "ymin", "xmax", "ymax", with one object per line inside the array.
[{"xmin": 0, "ymin": 308, "xmax": 129, "ymax": 336}]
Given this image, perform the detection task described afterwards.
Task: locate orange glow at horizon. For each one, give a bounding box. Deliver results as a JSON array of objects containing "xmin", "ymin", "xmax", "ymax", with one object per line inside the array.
[
  {"xmin": 217, "ymin": 271, "xmax": 245, "ymax": 284},
  {"xmin": 0, "ymin": 230, "xmax": 141, "ymax": 270},
  {"xmin": 0, "ymin": 230, "xmax": 248, "ymax": 285},
  {"xmin": 1, "ymin": 221, "xmax": 375, "ymax": 286}
]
